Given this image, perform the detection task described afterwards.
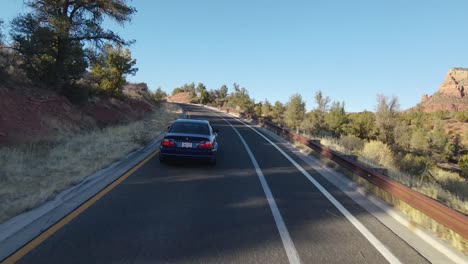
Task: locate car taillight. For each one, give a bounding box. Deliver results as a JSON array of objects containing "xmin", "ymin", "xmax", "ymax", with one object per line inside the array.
[
  {"xmin": 198, "ymin": 141, "xmax": 213, "ymax": 149},
  {"xmin": 162, "ymin": 139, "xmax": 176, "ymax": 147}
]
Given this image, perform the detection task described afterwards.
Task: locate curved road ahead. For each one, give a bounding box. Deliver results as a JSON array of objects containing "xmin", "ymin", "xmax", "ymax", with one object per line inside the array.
[{"xmin": 17, "ymin": 104, "xmax": 429, "ymax": 264}]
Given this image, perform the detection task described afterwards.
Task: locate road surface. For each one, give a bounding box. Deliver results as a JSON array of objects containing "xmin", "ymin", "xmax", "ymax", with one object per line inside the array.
[{"xmin": 17, "ymin": 104, "xmax": 428, "ymax": 264}]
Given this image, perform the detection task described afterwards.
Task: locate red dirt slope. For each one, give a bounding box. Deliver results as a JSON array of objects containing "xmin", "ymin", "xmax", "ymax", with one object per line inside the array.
[
  {"xmin": 166, "ymin": 92, "xmax": 192, "ymax": 103},
  {"xmin": 0, "ymin": 84, "xmax": 155, "ymax": 145}
]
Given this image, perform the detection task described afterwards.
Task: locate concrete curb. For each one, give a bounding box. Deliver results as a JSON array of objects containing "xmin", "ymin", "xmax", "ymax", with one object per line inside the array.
[{"xmin": 0, "ymin": 106, "xmax": 185, "ymax": 262}]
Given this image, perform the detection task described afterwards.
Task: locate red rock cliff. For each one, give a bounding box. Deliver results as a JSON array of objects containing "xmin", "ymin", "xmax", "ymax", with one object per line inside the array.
[{"xmin": 419, "ymin": 68, "xmax": 468, "ymax": 112}]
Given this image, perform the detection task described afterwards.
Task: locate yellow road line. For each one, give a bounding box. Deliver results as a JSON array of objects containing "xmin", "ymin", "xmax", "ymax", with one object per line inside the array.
[{"xmin": 2, "ymin": 149, "xmax": 160, "ymax": 264}]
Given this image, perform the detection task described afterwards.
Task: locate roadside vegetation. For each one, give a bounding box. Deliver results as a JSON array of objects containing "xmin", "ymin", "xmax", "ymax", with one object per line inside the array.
[
  {"xmin": 0, "ymin": 0, "xmax": 178, "ymax": 223},
  {"xmin": 0, "ymin": 0, "xmax": 153, "ymax": 103},
  {"xmin": 0, "ymin": 103, "xmax": 181, "ymax": 223},
  {"xmin": 171, "ymin": 83, "xmax": 468, "ymax": 215}
]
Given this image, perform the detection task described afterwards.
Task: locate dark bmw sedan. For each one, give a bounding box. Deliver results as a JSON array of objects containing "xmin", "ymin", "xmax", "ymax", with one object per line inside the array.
[{"xmin": 159, "ymin": 119, "xmax": 219, "ymax": 164}]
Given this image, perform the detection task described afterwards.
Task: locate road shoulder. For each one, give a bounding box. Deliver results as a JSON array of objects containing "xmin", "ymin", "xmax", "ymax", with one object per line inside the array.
[{"xmin": 0, "ymin": 133, "xmax": 165, "ymax": 262}]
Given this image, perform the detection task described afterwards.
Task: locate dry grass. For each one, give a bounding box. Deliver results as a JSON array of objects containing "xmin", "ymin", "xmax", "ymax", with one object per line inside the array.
[
  {"xmin": 0, "ymin": 103, "xmax": 181, "ymax": 223},
  {"xmin": 316, "ymin": 136, "xmax": 468, "ymax": 214},
  {"xmin": 343, "ymin": 168, "xmax": 468, "ymax": 254}
]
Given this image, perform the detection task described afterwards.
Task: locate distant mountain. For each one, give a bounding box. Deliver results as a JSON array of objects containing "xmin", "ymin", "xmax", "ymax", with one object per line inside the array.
[{"xmin": 418, "ymin": 68, "xmax": 468, "ymax": 112}]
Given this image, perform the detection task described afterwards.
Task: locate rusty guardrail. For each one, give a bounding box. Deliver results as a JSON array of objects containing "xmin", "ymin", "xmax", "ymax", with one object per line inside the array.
[{"xmin": 255, "ymin": 117, "xmax": 468, "ymax": 239}]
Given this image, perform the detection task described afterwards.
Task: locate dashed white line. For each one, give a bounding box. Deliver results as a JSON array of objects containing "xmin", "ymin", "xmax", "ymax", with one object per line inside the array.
[
  {"xmin": 217, "ymin": 113, "xmax": 302, "ymax": 264},
  {"xmin": 232, "ymin": 116, "xmax": 402, "ymax": 264}
]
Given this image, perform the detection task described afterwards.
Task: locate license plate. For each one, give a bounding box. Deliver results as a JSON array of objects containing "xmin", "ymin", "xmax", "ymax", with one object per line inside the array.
[{"xmin": 181, "ymin": 142, "xmax": 192, "ymax": 148}]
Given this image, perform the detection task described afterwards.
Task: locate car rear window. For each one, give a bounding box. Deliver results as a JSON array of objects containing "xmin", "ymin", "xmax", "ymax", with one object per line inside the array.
[{"xmin": 169, "ymin": 122, "xmax": 210, "ymax": 135}]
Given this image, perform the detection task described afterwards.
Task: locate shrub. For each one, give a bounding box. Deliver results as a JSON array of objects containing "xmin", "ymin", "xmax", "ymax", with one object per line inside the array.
[
  {"xmin": 61, "ymin": 83, "xmax": 90, "ymax": 103},
  {"xmin": 432, "ymin": 111, "xmax": 450, "ymax": 120},
  {"xmin": 90, "ymin": 44, "xmax": 137, "ymax": 97},
  {"xmin": 345, "ymin": 111, "xmax": 376, "ymax": 140},
  {"xmin": 459, "ymin": 154, "xmax": 468, "ymax": 179},
  {"xmin": 428, "ymin": 123, "xmax": 450, "ymax": 160},
  {"xmin": 393, "ymin": 122, "xmax": 412, "ymax": 150},
  {"xmin": 398, "ymin": 154, "xmax": 429, "ymax": 176},
  {"xmin": 150, "ymin": 87, "xmax": 168, "ymax": 104},
  {"xmin": 410, "ymin": 128, "xmax": 430, "ymax": 154},
  {"xmin": 361, "ymin": 140, "xmax": 395, "ymax": 168},
  {"xmin": 320, "ymin": 137, "xmax": 346, "ymax": 153},
  {"xmin": 339, "ymin": 135, "xmax": 364, "ymax": 153},
  {"xmin": 455, "ymin": 111, "xmax": 468, "ymax": 122}
]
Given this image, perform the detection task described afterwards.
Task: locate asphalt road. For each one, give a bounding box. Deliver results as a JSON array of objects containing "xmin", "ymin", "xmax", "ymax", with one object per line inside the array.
[{"xmin": 17, "ymin": 104, "xmax": 429, "ymax": 264}]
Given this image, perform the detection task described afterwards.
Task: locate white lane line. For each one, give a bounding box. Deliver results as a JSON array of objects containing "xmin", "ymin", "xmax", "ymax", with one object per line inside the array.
[
  {"xmin": 217, "ymin": 113, "xmax": 301, "ymax": 264},
  {"xmin": 232, "ymin": 117, "xmax": 402, "ymax": 264}
]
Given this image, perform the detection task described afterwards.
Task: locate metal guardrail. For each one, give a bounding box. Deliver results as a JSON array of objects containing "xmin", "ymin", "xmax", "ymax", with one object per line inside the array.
[{"xmin": 254, "ymin": 117, "xmax": 468, "ymax": 240}]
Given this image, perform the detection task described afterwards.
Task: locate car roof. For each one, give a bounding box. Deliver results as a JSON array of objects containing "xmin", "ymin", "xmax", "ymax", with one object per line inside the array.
[{"xmin": 173, "ymin": 118, "xmax": 210, "ymax": 125}]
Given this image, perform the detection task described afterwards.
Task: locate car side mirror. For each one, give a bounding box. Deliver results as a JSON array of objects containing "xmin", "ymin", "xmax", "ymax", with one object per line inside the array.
[{"xmin": 167, "ymin": 125, "xmax": 171, "ymax": 130}]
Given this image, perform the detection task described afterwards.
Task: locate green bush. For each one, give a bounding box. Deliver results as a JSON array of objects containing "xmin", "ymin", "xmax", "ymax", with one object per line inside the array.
[
  {"xmin": 398, "ymin": 154, "xmax": 428, "ymax": 176},
  {"xmin": 61, "ymin": 83, "xmax": 90, "ymax": 103},
  {"xmin": 361, "ymin": 140, "xmax": 395, "ymax": 168},
  {"xmin": 455, "ymin": 111, "xmax": 468, "ymax": 122},
  {"xmin": 432, "ymin": 111, "xmax": 450, "ymax": 120},
  {"xmin": 459, "ymin": 154, "xmax": 468, "ymax": 179},
  {"xmin": 410, "ymin": 128, "xmax": 430, "ymax": 154},
  {"xmin": 339, "ymin": 135, "xmax": 364, "ymax": 153}
]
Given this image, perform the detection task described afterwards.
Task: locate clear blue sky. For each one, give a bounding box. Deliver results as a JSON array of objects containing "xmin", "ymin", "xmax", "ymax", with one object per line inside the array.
[{"xmin": 1, "ymin": 0, "xmax": 467, "ymax": 112}]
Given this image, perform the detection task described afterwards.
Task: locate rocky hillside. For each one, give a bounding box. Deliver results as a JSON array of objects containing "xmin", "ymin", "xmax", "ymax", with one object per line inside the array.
[
  {"xmin": 0, "ymin": 83, "xmax": 156, "ymax": 145},
  {"xmin": 166, "ymin": 92, "xmax": 192, "ymax": 103},
  {"xmin": 420, "ymin": 68, "xmax": 468, "ymax": 112}
]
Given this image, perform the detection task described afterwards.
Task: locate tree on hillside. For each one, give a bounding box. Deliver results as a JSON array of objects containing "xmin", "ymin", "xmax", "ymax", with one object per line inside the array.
[
  {"xmin": 459, "ymin": 155, "xmax": 468, "ymax": 178},
  {"xmin": 219, "ymin": 85, "xmax": 228, "ymax": 99},
  {"xmin": 90, "ymin": 44, "xmax": 137, "ymax": 97},
  {"xmin": 313, "ymin": 90, "xmax": 330, "ymax": 127},
  {"xmin": 0, "ymin": 19, "xmax": 4, "ymax": 45},
  {"xmin": 325, "ymin": 101, "xmax": 348, "ymax": 137},
  {"xmin": 211, "ymin": 84, "xmax": 228, "ymax": 106},
  {"xmin": 10, "ymin": 0, "xmax": 135, "ymax": 88},
  {"xmin": 196, "ymin": 83, "xmax": 206, "ymax": 94},
  {"xmin": 404, "ymin": 106, "xmax": 428, "ymax": 129},
  {"xmin": 11, "ymin": 14, "xmax": 87, "ymax": 85},
  {"xmin": 429, "ymin": 122, "xmax": 451, "ymax": 160},
  {"xmin": 262, "ymin": 99, "xmax": 272, "ymax": 118},
  {"xmin": 271, "ymin": 101, "xmax": 285, "ymax": 125},
  {"xmin": 393, "ymin": 122, "xmax": 412, "ymax": 151},
  {"xmin": 447, "ymin": 134, "xmax": 461, "ymax": 160},
  {"xmin": 172, "ymin": 83, "xmax": 196, "ymax": 97},
  {"xmin": 254, "ymin": 103, "xmax": 263, "ymax": 117},
  {"xmin": 194, "ymin": 83, "xmax": 212, "ymax": 104},
  {"xmin": 410, "ymin": 128, "xmax": 430, "ymax": 155},
  {"xmin": 199, "ymin": 89, "xmax": 212, "ymax": 105},
  {"xmin": 300, "ymin": 112, "xmax": 321, "ymax": 136},
  {"xmin": 345, "ymin": 111, "xmax": 376, "ymax": 140},
  {"xmin": 151, "ymin": 87, "xmax": 167, "ymax": 103},
  {"xmin": 0, "ymin": 19, "xmax": 8, "ymax": 77},
  {"xmin": 375, "ymin": 94, "xmax": 400, "ymax": 145},
  {"xmin": 314, "ymin": 90, "xmax": 330, "ymax": 113},
  {"xmin": 226, "ymin": 83, "xmax": 254, "ymax": 113},
  {"xmin": 284, "ymin": 93, "xmax": 306, "ymax": 131}
]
